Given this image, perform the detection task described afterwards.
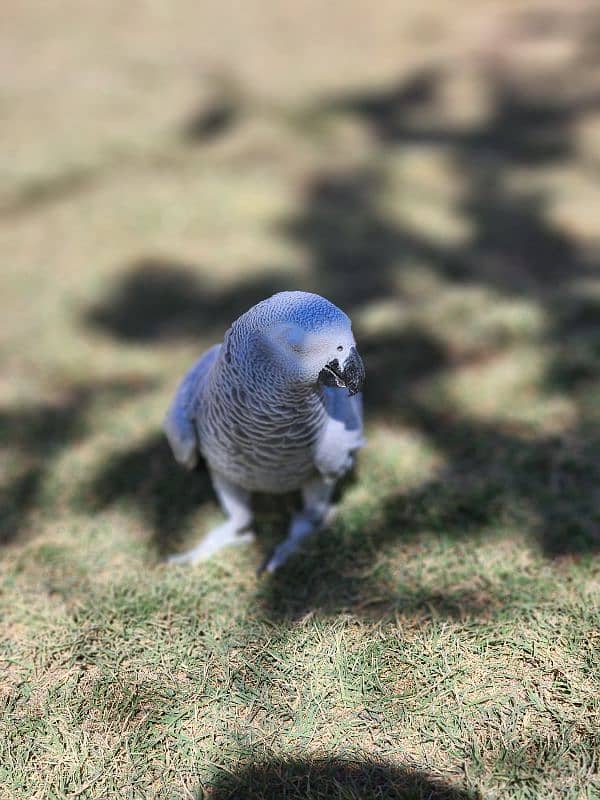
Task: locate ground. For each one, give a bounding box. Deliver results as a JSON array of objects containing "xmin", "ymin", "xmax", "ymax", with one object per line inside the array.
[{"xmin": 1, "ymin": 1, "xmax": 599, "ymax": 798}]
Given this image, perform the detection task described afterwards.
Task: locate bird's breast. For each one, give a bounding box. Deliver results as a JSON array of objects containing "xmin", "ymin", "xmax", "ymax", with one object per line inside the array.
[{"xmin": 198, "ymin": 383, "xmax": 326, "ymax": 492}]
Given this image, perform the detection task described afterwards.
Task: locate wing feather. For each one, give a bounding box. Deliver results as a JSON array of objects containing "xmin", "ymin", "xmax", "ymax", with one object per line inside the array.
[{"xmin": 163, "ymin": 343, "xmax": 221, "ymax": 469}]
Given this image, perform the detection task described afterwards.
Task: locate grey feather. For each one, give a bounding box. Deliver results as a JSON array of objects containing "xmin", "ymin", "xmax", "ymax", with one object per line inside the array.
[{"xmin": 163, "ymin": 343, "xmax": 220, "ymax": 469}]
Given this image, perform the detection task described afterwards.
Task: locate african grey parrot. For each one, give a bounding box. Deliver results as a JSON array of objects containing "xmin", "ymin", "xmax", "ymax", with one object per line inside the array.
[{"xmin": 163, "ymin": 291, "xmax": 365, "ymax": 573}]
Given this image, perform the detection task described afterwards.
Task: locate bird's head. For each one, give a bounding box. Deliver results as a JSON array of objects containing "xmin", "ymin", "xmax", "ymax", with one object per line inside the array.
[{"xmin": 241, "ymin": 291, "xmax": 365, "ymax": 396}]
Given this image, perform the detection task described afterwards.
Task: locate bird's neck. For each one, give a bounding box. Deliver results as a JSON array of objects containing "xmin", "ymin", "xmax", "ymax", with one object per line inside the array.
[{"xmin": 213, "ymin": 348, "xmax": 326, "ymax": 426}]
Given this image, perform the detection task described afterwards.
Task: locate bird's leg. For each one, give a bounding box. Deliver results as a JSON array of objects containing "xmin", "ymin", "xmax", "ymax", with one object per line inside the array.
[
  {"xmin": 260, "ymin": 476, "xmax": 335, "ymax": 574},
  {"xmin": 168, "ymin": 473, "xmax": 254, "ymax": 565}
]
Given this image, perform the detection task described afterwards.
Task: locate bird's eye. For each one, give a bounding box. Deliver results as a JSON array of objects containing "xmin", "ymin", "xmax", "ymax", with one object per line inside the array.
[{"xmin": 337, "ymin": 345, "xmax": 343, "ymax": 352}]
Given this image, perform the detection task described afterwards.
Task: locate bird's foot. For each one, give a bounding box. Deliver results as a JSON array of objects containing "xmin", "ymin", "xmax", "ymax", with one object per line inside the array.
[
  {"xmin": 167, "ymin": 528, "xmax": 255, "ymax": 566},
  {"xmin": 257, "ymin": 541, "xmax": 297, "ymax": 575},
  {"xmin": 257, "ymin": 521, "xmax": 323, "ymax": 575}
]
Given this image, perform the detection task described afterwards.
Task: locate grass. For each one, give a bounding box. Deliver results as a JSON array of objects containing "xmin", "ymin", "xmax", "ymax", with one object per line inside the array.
[{"xmin": 1, "ymin": 1, "xmax": 600, "ymax": 798}]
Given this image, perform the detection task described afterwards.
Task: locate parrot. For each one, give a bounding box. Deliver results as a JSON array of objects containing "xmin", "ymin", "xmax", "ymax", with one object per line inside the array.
[{"xmin": 163, "ymin": 290, "xmax": 365, "ymax": 573}]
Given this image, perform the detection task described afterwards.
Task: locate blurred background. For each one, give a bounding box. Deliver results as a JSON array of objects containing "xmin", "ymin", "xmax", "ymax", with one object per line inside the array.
[{"xmin": 1, "ymin": 1, "xmax": 599, "ymax": 796}]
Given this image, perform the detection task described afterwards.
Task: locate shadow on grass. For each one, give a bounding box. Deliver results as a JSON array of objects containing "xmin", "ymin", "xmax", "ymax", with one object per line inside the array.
[
  {"xmin": 281, "ymin": 168, "xmax": 412, "ymax": 307},
  {"xmin": 325, "ymin": 69, "xmax": 599, "ymax": 166},
  {"xmin": 399, "ymin": 405, "xmax": 600, "ymax": 559},
  {"xmin": 0, "ymin": 378, "xmax": 154, "ymax": 546},
  {"xmin": 81, "ymin": 432, "xmax": 215, "ymax": 558},
  {"xmin": 84, "ymin": 258, "xmax": 292, "ymax": 344},
  {"xmin": 204, "ymin": 755, "xmax": 479, "ymax": 800}
]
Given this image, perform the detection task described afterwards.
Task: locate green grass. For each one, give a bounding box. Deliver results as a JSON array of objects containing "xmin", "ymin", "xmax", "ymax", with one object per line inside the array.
[{"xmin": 1, "ymin": 1, "xmax": 600, "ymax": 798}]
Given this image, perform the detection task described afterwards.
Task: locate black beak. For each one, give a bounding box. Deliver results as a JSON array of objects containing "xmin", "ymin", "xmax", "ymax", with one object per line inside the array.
[{"xmin": 318, "ymin": 346, "xmax": 365, "ymax": 396}]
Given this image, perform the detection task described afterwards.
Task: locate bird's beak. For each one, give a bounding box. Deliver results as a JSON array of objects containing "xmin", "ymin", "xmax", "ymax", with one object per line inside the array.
[{"xmin": 319, "ymin": 346, "xmax": 365, "ymax": 396}]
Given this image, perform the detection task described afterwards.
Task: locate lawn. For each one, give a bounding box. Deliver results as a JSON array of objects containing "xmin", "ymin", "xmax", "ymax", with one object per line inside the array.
[{"xmin": 1, "ymin": 1, "xmax": 599, "ymax": 798}]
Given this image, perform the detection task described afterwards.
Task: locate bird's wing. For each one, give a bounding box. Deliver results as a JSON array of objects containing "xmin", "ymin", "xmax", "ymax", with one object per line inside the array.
[
  {"xmin": 314, "ymin": 386, "xmax": 365, "ymax": 481},
  {"xmin": 163, "ymin": 343, "xmax": 221, "ymax": 469}
]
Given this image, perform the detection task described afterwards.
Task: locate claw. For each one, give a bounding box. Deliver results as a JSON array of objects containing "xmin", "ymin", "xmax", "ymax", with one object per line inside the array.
[
  {"xmin": 256, "ymin": 555, "xmax": 270, "ymax": 577},
  {"xmin": 257, "ymin": 542, "xmax": 296, "ymax": 575}
]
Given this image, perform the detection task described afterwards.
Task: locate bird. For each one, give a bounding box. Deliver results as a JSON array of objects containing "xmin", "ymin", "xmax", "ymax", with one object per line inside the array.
[{"xmin": 163, "ymin": 290, "xmax": 365, "ymax": 573}]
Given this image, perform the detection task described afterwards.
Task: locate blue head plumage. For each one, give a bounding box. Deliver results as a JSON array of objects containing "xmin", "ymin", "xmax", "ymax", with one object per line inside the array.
[{"xmin": 238, "ymin": 291, "xmax": 350, "ymax": 335}]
